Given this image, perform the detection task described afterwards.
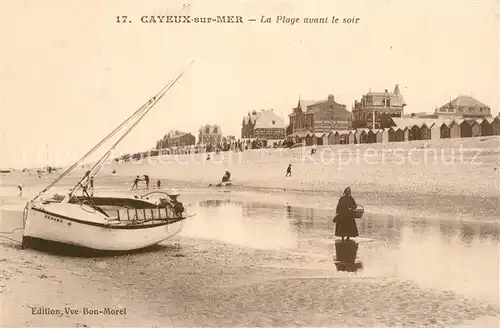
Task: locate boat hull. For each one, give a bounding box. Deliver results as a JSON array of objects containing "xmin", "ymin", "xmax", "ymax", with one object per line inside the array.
[{"xmin": 23, "ymin": 203, "xmax": 187, "ymax": 251}]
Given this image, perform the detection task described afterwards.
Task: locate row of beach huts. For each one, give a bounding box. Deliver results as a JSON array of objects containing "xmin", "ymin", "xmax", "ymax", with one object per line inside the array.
[{"xmin": 289, "ymin": 117, "xmax": 500, "ymax": 146}]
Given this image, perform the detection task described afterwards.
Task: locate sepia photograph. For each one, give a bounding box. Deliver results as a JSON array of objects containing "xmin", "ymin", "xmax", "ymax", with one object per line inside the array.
[{"xmin": 0, "ymin": 0, "xmax": 499, "ymax": 327}]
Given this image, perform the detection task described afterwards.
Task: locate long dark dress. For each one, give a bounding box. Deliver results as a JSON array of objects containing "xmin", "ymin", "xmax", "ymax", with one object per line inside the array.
[{"xmin": 335, "ymin": 195, "xmax": 359, "ymax": 237}]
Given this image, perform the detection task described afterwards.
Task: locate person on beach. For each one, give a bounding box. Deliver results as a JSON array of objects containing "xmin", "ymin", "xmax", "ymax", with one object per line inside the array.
[
  {"xmin": 144, "ymin": 175, "xmax": 150, "ymax": 190},
  {"xmin": 165, "ymin": 190, "xmax": 184, "ymax": 217},
  {"xmin": 285, "ymin": 164, "xmax": 292, "ymax": 177},
  {"xmin": 132, "ymin": 175, "xmax": 141, "ymax": 190},
  {"xmin": 89, "ymin": 176, "xmax": 94, "ymax": 196},
  {"xmin": 222, "ymin": 171, "xmax": 231, "ymax": 183},
  {"xmin": 333, "ymin": 187, "xmax": 359, "ymax": 241},
  {"xmin": 17, "ymin": 184, "xmax": 23, "ymax": 196},
  {"xmin": 157, "ymin": 180, "xmax": 161, "ymax": 189}
]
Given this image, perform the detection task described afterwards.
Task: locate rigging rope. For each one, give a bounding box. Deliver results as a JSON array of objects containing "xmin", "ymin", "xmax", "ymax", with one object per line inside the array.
[
  {"xmin": 67, "ymin": 61, "xmax": 194, "ymax": 199},
  {"xmin": 31, "ymin": 61, "xmax": 194, "ymax": 202}
]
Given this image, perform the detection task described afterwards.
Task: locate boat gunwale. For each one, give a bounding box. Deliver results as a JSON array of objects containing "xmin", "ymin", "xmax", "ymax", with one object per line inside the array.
[{"xmin": 31, "ymin": 207, "xmax": 187, "ymax": 230}]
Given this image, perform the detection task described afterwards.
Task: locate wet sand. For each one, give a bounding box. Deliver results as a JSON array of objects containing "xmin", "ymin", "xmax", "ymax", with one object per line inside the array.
[
  {"xmin": 1, "ymin": 179, "xmax": 500, "ymax": 327},
  {"xmin": 103, "ymin": 136, "xmax": 500, "ymax": 221},
  {"xmin": 1, "ymin": 137, "xmax": 499, "ymax": 327}
]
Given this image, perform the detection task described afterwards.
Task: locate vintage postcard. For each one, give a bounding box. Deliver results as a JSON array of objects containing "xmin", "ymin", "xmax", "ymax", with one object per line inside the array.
[{"xmin": 0, "ymin": 0, "xmax": 498, "ymax": 327}]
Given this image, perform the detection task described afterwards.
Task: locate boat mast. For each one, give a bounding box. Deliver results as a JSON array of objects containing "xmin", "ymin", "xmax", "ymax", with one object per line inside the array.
[
  {"xmin": 68, "ymin": 67, "xmax": 191, "ymax": 199},
  {"xmin": 30, "ymin": 61, "xmax": 194, "ymax": 203}
]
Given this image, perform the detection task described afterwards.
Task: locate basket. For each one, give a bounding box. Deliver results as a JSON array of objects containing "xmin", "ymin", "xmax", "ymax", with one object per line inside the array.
[{"xmin": 353, "ymin": 205, "xmax": 364, "ymax": 219}]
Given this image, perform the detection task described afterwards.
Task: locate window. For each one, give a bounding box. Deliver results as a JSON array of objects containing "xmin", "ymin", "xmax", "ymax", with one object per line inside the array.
[
  {"xmin": 214, "ymin": 127, "xmax": 218, "ymax": 134},
  {"xmin": 272, "ymin": 120, "xmax": 276, "ymax": 125},
  {"xmin": 205, "ymin": 126, "xmax": 210, "ymax": 134}
]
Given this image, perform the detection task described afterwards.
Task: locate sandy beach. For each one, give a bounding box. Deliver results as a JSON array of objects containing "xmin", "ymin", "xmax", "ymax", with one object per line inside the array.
[{"xmin": 1, "ymin": 136, "xmax": 499, "ymax": 327}]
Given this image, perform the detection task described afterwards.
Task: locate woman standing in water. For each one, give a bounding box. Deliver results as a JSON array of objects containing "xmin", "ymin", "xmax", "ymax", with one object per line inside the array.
[{"xmin": 334, "ymin": 187, "xmax": 359, "ymax": 241}]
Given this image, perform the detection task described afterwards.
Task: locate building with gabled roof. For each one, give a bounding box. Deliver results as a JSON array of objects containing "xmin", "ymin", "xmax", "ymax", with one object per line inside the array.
[
  {"xmin": 288, "ymin": 94, "xmax": 351, "ymax": 135},
  {"xmin": 242, "ymin": 109, "xmax": 285, "ymax": 140},
  {"xmin": 198, "ymin": 124, "xmax": 222, "ymax": 145},
  {"xmin": 156, "ymin": 130, "xmax": 196, "ymax": 149},
  {"xmin": 435, "ymin": 95, "xmax": 491, "ymax": 118},
  {"xmin": 352, "ymin": 84, "xmax": 406, "ymax": 129}
]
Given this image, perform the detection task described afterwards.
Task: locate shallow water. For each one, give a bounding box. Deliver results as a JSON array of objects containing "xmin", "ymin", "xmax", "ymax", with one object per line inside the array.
[
  {"xmin": 181, "ymin": 198, "xmax": 500, "ymax": 305},
  {"xmin": 1, "ymin": 190, "xmax": 499, "ymax": 326}
]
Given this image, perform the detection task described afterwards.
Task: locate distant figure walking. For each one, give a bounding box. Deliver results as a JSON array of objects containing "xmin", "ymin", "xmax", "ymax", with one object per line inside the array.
[
  {"xmin": 144, "ymin": 175, "xmax": 150, "ymax": 190},
  {"xmin": 132, "ymin": 175, "xmax": 140, "ymax": 190},
  {"xmin": 17, "ymin": 184, "xmax": 23, "ymax": 196},
  {"xmin": 333, "ymin": 187, "xmax": 359, "ymax": 241},
  {"xmin": 157, "ymin": 180, "xmax": 161, "ymax": 189},
  {"xmin": 285, "ymin": 164, "xmax": 292, "ymax": 177}
]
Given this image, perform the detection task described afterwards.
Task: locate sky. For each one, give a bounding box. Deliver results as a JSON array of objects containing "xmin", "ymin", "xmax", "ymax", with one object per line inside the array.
[{"xmin": 0, "ymin": 0, "xmax": 498, "ymax": 168}]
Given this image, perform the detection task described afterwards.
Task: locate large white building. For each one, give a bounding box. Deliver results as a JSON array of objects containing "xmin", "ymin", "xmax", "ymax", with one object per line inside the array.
[{"xmin": 241, "ymin": 109, "xmax": 285, "ymax": 140}]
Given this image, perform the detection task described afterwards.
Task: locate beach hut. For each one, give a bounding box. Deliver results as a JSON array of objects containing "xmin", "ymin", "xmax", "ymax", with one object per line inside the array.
[
  {"xmin": 328, "ymin": 131, "xmax": 340, "ymax": 145},
  {"xmin": 403, "ymin": 127, "xmax": 410, "ymax": 141},
  {"xmin": 354, "ymin": 130, "xmax": 362, "ymax": 144},
  {"xmin": 492, "ymin": 117, "xmax": 500, "ymax": 135},
  {"xmin": 334, "ymin": 131, "xmax": 342, "ymax": 145},
  {"xmin": 367, "ymin": 130, "xmax": 377, "ymax": 143},
  {"xmin": 395, "ymin": 128, "xmax": 405, "ymax": 142},
  {"xmin": 323, "ymin": 133, "xmax": 329, "ymax": 145},
  {"xmin": 374, "ymin": 130, "xmax": 383, "ymax": 143},
  {"xmin": 305, "ymin": 132, "xmax": 313, "ymax": 146},
  {"xmin": 470, "ymin": 120, "xmax": 481, "ymax": 137},
  {"xmin": 459, "ymin": 120, "xmax": 473, "ymax": 138},
  {"xmin": 377, "ymin": 129, "xmax": 391, "ymax": 143},
  {"xmin": 430, "ymin": 123, "xmax": 441, "ymax": 140},
  {"xmin": 420, "ymin": 124, "xmax": 431, "ymax": 140},
  {"xmin": 327, "ymin": 131, "xmax": 335, "ymax": 145},
  {"xmin": 409, "ymin": 125, "xmax": 421, "ymax": 141},
  {"xmin": 315, "ymin": 133, "xmax": 323, "ymax": 146},
  {"xmin": 388, "ymin": 127, "xmax": 398, "ymax": 142},
  {"xmin": 355, "ymin": 129, "xmax": 369, "ymax": 144},
  {"xmin": 449, "ymin": 121, "xmax": 461, "ymax": 138},
  {"xmin": 440, "ymin": 122, "xmax": 451, "ymax": 138},
  {"xmin": 480, "ymin": 118, "xmax": 493, "ymax": 136},
  {"xmin": 347, "ymin": 131, "xmax": 355, "ymax": 144}
]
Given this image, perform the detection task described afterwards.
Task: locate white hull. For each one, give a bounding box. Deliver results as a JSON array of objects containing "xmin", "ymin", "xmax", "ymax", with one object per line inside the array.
[{"xmin": 23, "ymin": 202, "xmax": 187, "ymax": 251}]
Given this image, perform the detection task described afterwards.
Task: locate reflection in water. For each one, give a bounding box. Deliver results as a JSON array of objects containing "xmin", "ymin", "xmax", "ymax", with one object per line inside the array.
[
  {"xmin": 185, "ymin": 198, "xmax": 500, "ymax": 304},
  {"xmin": 334, "ymin": 241, "xmax": 363, "ymax": 273},
  {"xmin": 198, "ymin": 199, "xmax": 233, "ymax": 207},
  {"xmin": 183, "ymin": 201, "xmax": 298, "ymax": 249}
]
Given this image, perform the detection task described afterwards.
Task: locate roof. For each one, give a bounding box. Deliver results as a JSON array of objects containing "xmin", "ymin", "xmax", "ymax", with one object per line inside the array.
[
  {"xmin": 362, "ymin": 84, "xmax": 406, "ymax": 107},
  {"xmin": 298, "ymin": 100, "xmax": 321, "ymax": 110},
  {"xmin": 440, "ymin": 96, "xmax": 489, "ymax": 109},
  {"xmin": 355, "ymin": 128, "xmax": 371, "ymax": 134},
  {"xmin": 391, "ymin": 117, "xmax": 450, "ymax": 129},
  {"xmin": 292, "ymin": 130, "xmax": 312, "ymax": 138},
  {"xmin": 164, "ymin": 130, "xmax": 190, "ymax": 139},
  {"xmin": 253, "ymin": 110, "xmax": 285, "ymax": 129}
]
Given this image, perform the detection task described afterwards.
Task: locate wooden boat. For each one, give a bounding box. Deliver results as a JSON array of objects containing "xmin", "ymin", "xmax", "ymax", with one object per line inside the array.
[
  {"xmin": 22, "ymin": 63, "xmax": 195, "ymax": 251},
  {"xmin": 23, "ymin": 195, "xmax": 192, "ymax": 251}
]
